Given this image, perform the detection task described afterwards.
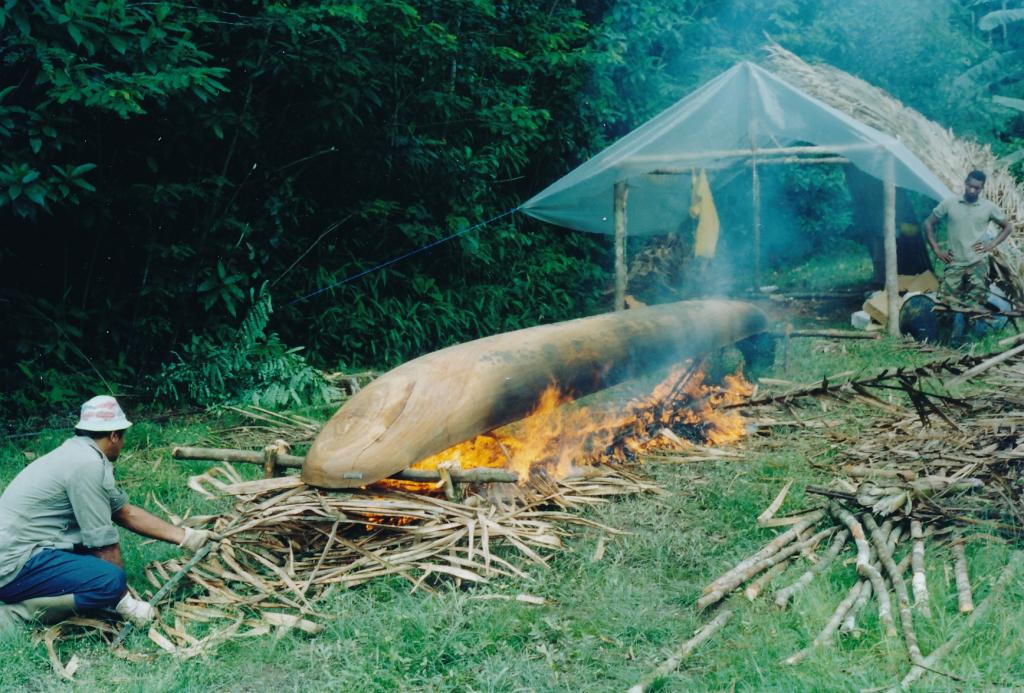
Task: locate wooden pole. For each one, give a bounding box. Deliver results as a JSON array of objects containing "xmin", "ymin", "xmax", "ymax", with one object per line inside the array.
[
  {"xmin": 614, "ymin": 180, "xmax": 629, "ymax": 311},
  {"xmin": 752, "ymin": 160, "xmax": 762, "ymax": 290},
  {"xmin": 748, "ymin": 73, "xmax": 761, "ymax": 292},
  {"xmin": 171, "ymin": 446, "xmax": 521, "ymax": 484},
  {"xmin": 623, "ymin": 142, "xmax": 883, "ymax": 167},
  {"xmin": 883, "ymin": 156, "xmax": 900, "ymax": 337}
]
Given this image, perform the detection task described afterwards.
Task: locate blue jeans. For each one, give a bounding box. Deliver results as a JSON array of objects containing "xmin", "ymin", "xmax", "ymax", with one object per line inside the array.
[{"xmin": 0, "ymin": 549, "xmax": 126, "ymax": 611}]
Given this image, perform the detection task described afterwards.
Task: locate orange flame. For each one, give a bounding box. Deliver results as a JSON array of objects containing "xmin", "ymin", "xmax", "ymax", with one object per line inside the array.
[{"xmin": 376, "ymin": 361, "xmax": 751, "ymax": 492}]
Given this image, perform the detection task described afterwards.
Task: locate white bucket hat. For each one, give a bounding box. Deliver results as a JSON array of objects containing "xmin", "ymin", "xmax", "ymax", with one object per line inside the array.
[{"xmin": 75, "ymin": 395, "xmax": 133, "ymax": 432}]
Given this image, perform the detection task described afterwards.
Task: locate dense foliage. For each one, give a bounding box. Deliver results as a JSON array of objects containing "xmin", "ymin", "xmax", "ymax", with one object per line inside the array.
[{"xmin": 1, "ymin": 0, "xmax": 1020, "ymax": 420}]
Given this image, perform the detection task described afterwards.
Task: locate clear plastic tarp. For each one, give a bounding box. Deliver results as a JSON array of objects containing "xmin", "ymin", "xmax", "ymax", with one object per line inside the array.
[{"xmin": 520, "ymin": 62, "xmax": 952, "ymax": 236}]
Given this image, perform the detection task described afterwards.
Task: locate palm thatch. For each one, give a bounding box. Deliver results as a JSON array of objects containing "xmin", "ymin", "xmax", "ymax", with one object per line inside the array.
[{"xmin": 764, "ymin": 43, "xmax": 1024, "ymax": 303}]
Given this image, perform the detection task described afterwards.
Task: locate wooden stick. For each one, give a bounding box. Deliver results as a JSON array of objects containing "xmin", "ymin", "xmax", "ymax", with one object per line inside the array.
[
  {"xmin": 757, "ymin": 481, "xmax": 793, "ymax": 526},
  {"xmin": 697, "ymin": 528, "xmax": 834, "ymax": 610},
  {"xmin": 899, "ymin": 552, "xmax": 1024, "ymax": 689},
  {"xmin": 996, "ymin": 331, "xmax": 1024, "ymax": 346},
  {"xmin": 952, "ymin": 536, "xmax": 974, "ymax": 613},
  {"xmin": 613, "ymin": 181, "xmax": 628, "ymax": 311},
  {"xmin": 841, "ymin": 523, "xmax": 894, "ymax": 635},
  {"xmin": 624, "ymin": 142, "xmax": 883, "ymax": 167},
  {"xmin": 883, "ymin": 155, "xmax": 900, "ymax": 337},
  {"xmin": 697, "ymin": 510, "xmax": 825, "ymax": 604},
  {"xmin": 752, "ymin": 154, "xmax": 762, "ymax": 289},
  {"xmin": 744, "ymin": 560, "xmax": 789, "ymax": 601},
  {"xmin": 946, "ymin": 341, "xmax": 1024, "ymax": 387},
  {"xmin": 171, "ymin": 446, "xmax": 520, "ymax": 484},
  {"xmin": 830, "ymin": 503, "xmax": 896, "ymax": 637},
  {"xmin": 841, "ymin": 578, "xmax": 872, "ymax": 635},
  {"xmin": 783, "ymin": 580, "xmax": 865, "ymax": 666},
  {"xmin": 769, "ymin": 329, "xmax": 881, "ymax": 340},
  {"xmin": 864, "ymin": 515, "xmax": 924, "ymax": 665},
  {"xmin": 774, "ymin": 529, "xmax": 849, "ymax": 608},
  {"xmin": 910, "ymin": 520, "xmax": 931, "ymax": 618},
  {"xmin": 627, "ymin": 610, "xmax": 733, "ymax": 693}
]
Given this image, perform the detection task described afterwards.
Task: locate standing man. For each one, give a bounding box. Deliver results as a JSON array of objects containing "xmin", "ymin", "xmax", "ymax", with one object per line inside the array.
[
  {"xmin": 0, "ymin": 395, "xmax": 211, "ymax": 632},
  {"xmin": 924, "ymin": 170, "xmax": 1013, "ymax": 311}
]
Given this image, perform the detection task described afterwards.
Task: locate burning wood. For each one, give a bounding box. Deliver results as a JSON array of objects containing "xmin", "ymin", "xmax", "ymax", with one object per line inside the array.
[{"xmin": 303, "ymin": 299, "xmax": 768, "ymax": 488}]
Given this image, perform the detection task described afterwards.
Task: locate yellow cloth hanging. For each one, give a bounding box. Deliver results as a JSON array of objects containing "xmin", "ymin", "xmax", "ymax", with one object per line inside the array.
[{"xmin": 690, "ymin": 168, "xmax": 720, "ymax": 258}]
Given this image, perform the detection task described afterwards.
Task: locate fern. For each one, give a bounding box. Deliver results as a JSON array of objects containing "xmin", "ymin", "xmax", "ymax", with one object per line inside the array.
[{"xmin": 154, "ymin": 285, "xmax": 340, "ymax": 409}]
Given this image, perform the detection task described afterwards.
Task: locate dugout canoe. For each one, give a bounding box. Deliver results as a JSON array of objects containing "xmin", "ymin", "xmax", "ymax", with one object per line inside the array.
[{"xmin": 302, "ymin": 299, "xmax": 769, "ymax": 488}]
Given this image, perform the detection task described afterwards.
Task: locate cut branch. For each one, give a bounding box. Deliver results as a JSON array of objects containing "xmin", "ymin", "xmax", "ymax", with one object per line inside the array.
[
  {"xmin": 830, "ymin": 503, "xmax": 896, "ymax": 637},
  {"xmin": 627, "ymin": 610, "xmax": 734, "ymax": 693},
  {"xmin": 952, "ymin": 536, "xmax": 974, "ymax": 613},
  {"xmin": 774, "ymin": 529, "xmax": 849, "ymax": 608},
  {"xmin": 899, "ymin": 552, "xmax": 1024, "ymax": 689},
  {"xmin": 864, "ymin": 515, "xmax": 924, "ymax": 666},
  {"xmin": 910, "ymin": 520, "xmax": 931, "ymax": 618}
]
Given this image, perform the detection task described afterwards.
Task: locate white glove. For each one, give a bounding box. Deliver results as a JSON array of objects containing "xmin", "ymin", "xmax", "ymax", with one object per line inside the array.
[
  {"xmin": 179, "ymin": 527, "xmax": 212, "ymax": 552},
  {"xmin": 115, "ymin": 594, "xmax": 156, "ymax": 626}
]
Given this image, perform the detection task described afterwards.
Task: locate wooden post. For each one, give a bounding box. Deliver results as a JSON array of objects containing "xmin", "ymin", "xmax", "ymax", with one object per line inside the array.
[
  {"xmin": 748, "ymin": 71, "xmax": 762, "ymax": 292},
  {"xmin": 752, "ymin": 160, "xmax": 762, "ymax": 290},
  {"xmin": 883, "ymin": 156, "xmax": 900, "ymax": 337},
  {"xmin": 614, "ymin": 181, "xmax": 629, "ymax": 311}
]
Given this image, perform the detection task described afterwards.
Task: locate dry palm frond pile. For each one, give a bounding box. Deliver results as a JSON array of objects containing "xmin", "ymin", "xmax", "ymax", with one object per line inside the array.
[
  {"xmin": 765, "ymin": 43, "xmax": 1024, "ymax": 303},
  {"xmin": 207, "ymin": 405, "xmax": 323, "ymax": 450},
  {"xmin": 697, "ymin": 341, "xmax": 1024, "ymax": 687},
  {"xmin": 103, "ymin": 464, "xmax": 662, "ymax": 659}
]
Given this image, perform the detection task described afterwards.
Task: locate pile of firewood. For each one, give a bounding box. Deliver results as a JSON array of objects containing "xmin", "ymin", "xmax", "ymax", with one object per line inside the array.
[
  {"xmin": 112, "ymin": 463, "xmax": 662, "ymax": 659},
  {"xmin": 691, "ymin": 340, "xmax": 1024, "ymax": 688}
]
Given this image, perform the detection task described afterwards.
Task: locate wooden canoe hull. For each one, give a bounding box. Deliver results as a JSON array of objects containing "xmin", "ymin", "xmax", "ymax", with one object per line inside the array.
[{"xmin": 302, "ymin": 299, "xmax": 768, "ymax": 488}]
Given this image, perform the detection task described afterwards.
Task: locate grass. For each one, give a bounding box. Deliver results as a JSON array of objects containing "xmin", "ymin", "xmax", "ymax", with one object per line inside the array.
[
  {"xmin": 767, "ymin": 238, "xmax": 876, "ymax": 293},
  {"xmin": 2, "ymin": 328, "xmax": 1024, "ymax": 691}
]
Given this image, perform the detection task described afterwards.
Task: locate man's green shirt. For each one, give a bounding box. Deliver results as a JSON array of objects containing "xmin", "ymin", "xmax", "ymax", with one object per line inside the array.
[{"xmin": 0, "ymin": 436, "xmax": 128, "ymax": 588}]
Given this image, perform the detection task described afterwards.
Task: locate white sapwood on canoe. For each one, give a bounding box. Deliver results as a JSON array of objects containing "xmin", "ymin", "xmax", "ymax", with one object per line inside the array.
[{"xmin": 302, "ymin": 299, "xmax": 769, "ymax": 488}]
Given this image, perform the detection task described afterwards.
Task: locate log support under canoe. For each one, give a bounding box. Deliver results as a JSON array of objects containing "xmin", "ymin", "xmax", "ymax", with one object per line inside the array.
[{"xmin": 171, "ymin": 446, "xmax": 520, "ymax": 484}]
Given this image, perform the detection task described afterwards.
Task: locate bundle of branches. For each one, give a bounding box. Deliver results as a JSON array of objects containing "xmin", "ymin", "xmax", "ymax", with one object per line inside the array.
[
  {"xmin": 90, "ymin": 463, "xmax": 660, "ymax": 659},
  {"xmin": 699, "ymin": 491, "xmax": 1022, "ymax": 688},
  {"xmin": 690, "ymin": 340, "xmax": 1024, "ymax": 686},
  {"xmin": 765, "ymin": 43, "xmax": 1024, "ymax": 304},
  {"xmin": 212, "ymin": 405, "xmax": 323, "ymax": 449},
  {"xmin": 741, "ymin": 340, "xmax": 1024, "ymax": 532}
]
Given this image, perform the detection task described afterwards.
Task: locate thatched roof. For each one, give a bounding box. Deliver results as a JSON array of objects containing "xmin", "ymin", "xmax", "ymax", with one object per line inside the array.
[{"xmin": 765, "ymin": 43, "xmax": 1024, "ymax": 303}]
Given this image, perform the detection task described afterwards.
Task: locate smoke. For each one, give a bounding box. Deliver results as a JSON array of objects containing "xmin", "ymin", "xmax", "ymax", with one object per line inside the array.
[{"xmin": 604, "ymin": 0, "xmax": 977, "ymax": 303}]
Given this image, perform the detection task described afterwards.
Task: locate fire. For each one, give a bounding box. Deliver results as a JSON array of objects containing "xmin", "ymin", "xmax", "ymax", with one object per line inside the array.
[{"xmin": 376, "ymin": 361, "xmax": 751, "ymax": 492}]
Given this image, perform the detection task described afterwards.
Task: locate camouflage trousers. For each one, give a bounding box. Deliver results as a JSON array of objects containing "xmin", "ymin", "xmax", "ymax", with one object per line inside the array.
[{"xmin": 938, "ymin": 261, "xmax": 989, "ymax": 311}]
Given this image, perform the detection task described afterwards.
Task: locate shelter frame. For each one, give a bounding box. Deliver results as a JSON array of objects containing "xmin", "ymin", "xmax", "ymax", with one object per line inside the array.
[{"xmin": 612, "ymin": 143, "xmax": 901, "ymax": 336}]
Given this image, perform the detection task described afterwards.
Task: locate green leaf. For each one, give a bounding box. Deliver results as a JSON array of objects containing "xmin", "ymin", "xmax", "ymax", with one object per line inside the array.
[
  {"xmin": 70, "ymin": 163, "xmax": 97, "ymax": 177},
  {"xmin": 29, "ymin": 138, "xmax": 41, "ymax": 153},
  {"xmin": 25, "ymin": 185, "xmax": 45, "ymax": 205},
  {"xmin": 8, "ymin": 183, "xmax": 21, "ymax": 200},
  {"xmin": 21, "ymin": 170, "xmax": 39, "ymax": 184},
  {"xmin": 109, "ymin": 34, "xmax": 128, "ymax": 54},
  {"xmin": 979, "ymin": 8, "xmax": 1024, "ymax": 31},
  {"xmin": 67, "ymin": 22, "xmax": 84, "ymax": 46}
]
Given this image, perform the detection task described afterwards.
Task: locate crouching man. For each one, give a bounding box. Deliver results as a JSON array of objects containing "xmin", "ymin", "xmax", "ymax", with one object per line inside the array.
[{"xmin": 0, "ymin": 396, "xmax": 210, "ymax": 633}]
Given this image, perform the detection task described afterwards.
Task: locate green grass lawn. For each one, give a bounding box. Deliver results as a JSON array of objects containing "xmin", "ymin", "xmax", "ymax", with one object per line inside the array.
[{"xmin": 2, "ymin": 332, "xmax": 1023, "ymax": 692}]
